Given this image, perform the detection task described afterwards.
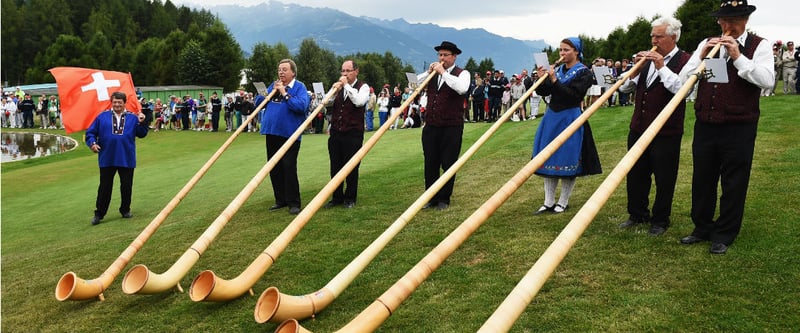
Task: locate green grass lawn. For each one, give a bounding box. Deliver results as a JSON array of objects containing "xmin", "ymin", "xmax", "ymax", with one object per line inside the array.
[{"xmin": 2, "ymin": 94, "xmax": 799, "ymax": 332}]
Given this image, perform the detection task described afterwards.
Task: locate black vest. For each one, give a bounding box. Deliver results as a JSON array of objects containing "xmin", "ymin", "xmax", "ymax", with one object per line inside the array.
[
  {"xmin": 424, "ymin": 66, "xmax": 465, "ymax": 127},
  {"xmin": 330, "ymin": 80, "xmax": 366, "ymax": 133},
  {"xmin": 630, "ymin": 50, "xmax": 691, "ymax": 136},
  {"xmin": 695, "ymin": 33, "xmax": 764, "ymax": 124}
]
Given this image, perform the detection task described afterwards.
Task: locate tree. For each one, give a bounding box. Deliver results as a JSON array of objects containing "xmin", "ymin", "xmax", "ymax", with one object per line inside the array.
[
  {"xmin": 107, "ymin": 43, "xmax": 136, "ymax": 73},
  {"xmin": 85, "ymin": 32, "xmax": 113, "ymax": 68},
  {"xmin": 199, "ymin": 21, "xmax": 244, "ymax": 91},
  {"xmin": 1, "ymin": 0, "xmax": 243, "ymax": 86},
  {"xmin": 603, "ymin": 27, "xmax": 628, "ymax": 61},
  {"xmin": 353, "ymin": 55, "xmax": 383, "ymax": 91},
  {"xmin": 66, "ymin": 0, "xmax": 97, "ymax": 37},
  {"xmin": 30, "ymin": 35, "xmax": 96, "ymax": 82},
  {"xmin": 152, "ymin": 29, "xmax": 188, "ymax": 85},
  {"xmin": 25, "ymin": 0, "xmax": 73, "ymax": 56},
  {"xmin": 176, "ymin": 39, "xmax": 213, "ymax": 84},
  {"xmin": 580, "ymin": 34, "xmax": 604, "ymax": 64},
  {"xmin": 675, "ymin": 0, "xmax": 719, "ymax": 52},
  {"xmin": 38, "ymin": 35, "xmax": 91, "ymax": 68},
  {"xmin": 621, "ymin": 16, "xmax": 654, "ymax": 59},
  {"xmin": 381, "ymin": 51, "xmax": 411, "ymax": 88},
  {"xmin": 272, "ymin": 44, "xmax": 292, "ymax": 63},
  {"xmin": 1, "ymin": 0, "xmax": 23, "ymax": 85},
  {"xmin": 81, "ymin": 5, "xmax": 113, "ymax": 43},
  {"xmin": 246, "ymin": 42, "xmax": 277, "ymax": 89},
  {"xmin": 464, "ymin": 57, "xmax": 479, "ymax": 77},
  {"xmin": 131, "ymin": 38, "xmax": 165, "ymax": 85},
  {"xmin": 147, "ymin": 0, "xmax": 178, "ymax": 38},
  {"xmin": 295, "ymin": 38, "xmax": 338, "ymax": 88},
  {"xmin": 175, "ymin": 6, "xmax": 195, "ymax": 32},
  {"xmin": 245, "ymin": 42, "xmax": 291, "ymax": 91},
  {"xmin": 478, "ymin": 58, "xmax": 495, "ymax": 74},
  {"xmin": 102, "ymin": 0, "xmax": 141, "ymax": 47},
  {"xmin": 347, "ymin": 52, "xmax": 389, "ymax": 90}
]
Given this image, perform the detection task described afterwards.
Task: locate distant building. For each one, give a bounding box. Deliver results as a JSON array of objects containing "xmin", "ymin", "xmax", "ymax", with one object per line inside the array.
[{"xmin": 3, "ymin": 83, "xmax": 59, "ymax": 96}]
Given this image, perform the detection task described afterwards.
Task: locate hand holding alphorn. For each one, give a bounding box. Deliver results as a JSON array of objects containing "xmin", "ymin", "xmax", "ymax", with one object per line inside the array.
[
  {"xmin": 188, "ymin": 71, "xmax": 435, "ymax": 303},
  {"xmin": 55, "ymin": 88, "xmax": 277, "ymax": 301},
  {"xmin": 477, "ymin": 39, "xmax": 727, "ymax": 333}
]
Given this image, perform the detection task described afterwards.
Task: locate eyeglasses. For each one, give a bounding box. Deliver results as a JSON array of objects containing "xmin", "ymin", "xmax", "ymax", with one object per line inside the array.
[
  {"xmin": 341, "ymin": 69, "xmax": 355, "ymax": 73},
  {"xmin": 438, "ymin": 53, "xmax": 453, "ymax": 57}
]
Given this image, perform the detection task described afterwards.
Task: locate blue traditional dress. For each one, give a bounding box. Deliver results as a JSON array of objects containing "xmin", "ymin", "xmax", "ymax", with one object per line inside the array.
[{"xmin": 532, "ymin": 61, "xmax": 600, "ymax": 177}]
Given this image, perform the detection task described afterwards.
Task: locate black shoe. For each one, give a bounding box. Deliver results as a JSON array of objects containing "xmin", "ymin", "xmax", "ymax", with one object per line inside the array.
[
  {"xmin": 324, "ymin": 201, "xmax": 342, "ymax": 208},
  {"xmin": 618, "ymin": 218, "xmax": 644, "ymax": 228},
  {"xmin": 436, "ymin": 202, "xmax": 449, "ymax": 211},
  {"xmin": 121, "ymin": 212, "xmax": 133, "ymax": 219},
  {"xmin": 269, "ymin": 204, "xmax": 287, "ymax": 211},
  {"xmin": 422, "ymin": 202, "xmax": 435, "ymax": 209},
  {"xmin": 680, "ymin": 235, "xmax": 707, "ymax": 245},
  {"xmin": 288, "ymin": 206, "xmax": 301, "ymax": 215},
  {"xmin": 91, "ymin": 216, "xmax": 102, "ymax": 225},
  {"xmin": 344, "ymin": 201, "xmax": 355, "ymax": 209},
  {"xmin": 533, "ymin": 205, "xmax": 554, "ymax": 215},
  {"xmin": 553, "ymin": 204, "xmax": 567, "ymax": 214},
  {"xmin": 709, "ymin": 242, "xmax": 728, "ymax": 254},
  {"xmin": 648, "ymin": 226, "xmax": 667, "ymax": 236}
]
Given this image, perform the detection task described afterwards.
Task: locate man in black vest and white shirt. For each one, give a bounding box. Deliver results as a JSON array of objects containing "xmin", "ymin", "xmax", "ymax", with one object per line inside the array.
[
  {"xmin": 417, "ymin": 41, "xmax": 470, "ymax": 210},
  {"xmin": 618, "ymin": 17, "xmax": 691, "ymax": 236},
  {"xmin": 678, "ymin": 0, "xmax": 774, "ymax": 254},
  {"xmin": 325, "ymin": 59, "xmax": 370, "ymax": 209}
]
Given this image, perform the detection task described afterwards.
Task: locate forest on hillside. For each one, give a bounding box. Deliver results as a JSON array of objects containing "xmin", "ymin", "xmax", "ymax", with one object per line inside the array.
[{"xmin": 1, "ymin": 0, "xmax": 722, "ymax": 92}]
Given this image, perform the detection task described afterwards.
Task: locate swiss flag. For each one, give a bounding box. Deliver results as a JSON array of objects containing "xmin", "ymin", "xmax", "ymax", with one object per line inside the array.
[{"xmin": 49, "ymin": 67, "xmax": 141, "ymax": 133}]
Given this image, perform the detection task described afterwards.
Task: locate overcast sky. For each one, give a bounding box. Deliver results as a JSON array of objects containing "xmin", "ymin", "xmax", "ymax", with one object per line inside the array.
[{"xmin": 176, "ymin": 0, "xmax": 798, "ymax": 46}]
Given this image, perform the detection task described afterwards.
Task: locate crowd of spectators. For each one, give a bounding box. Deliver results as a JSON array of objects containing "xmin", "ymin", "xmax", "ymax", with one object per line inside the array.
[
  {"xmin": 2, "ymin": 87, "xmax": 62, "ymax": 129},
  {"xmin": 4, "ymin": 42, "xmax": 797, "ymax": 132}
]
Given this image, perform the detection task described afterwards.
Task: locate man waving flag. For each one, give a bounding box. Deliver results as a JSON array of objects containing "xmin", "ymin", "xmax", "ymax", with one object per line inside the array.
[{"xmin": 49, "ymin": 67, "xmax": 141, "ymax": 133}]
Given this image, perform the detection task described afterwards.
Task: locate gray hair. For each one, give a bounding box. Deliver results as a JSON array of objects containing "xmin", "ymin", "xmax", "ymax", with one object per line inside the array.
[
  {"xmin": 279, "ymin": 58, "xmax": 297, "ymax": 76},
  {"xmin": 652, "ymin": 17, "xmax": 682, "ymax": 42}
]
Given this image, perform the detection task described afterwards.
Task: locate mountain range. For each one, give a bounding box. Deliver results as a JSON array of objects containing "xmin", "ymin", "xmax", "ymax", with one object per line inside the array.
[{"xmin": 203, "ymin": 1, "xmax": 551, "ymax": 74}]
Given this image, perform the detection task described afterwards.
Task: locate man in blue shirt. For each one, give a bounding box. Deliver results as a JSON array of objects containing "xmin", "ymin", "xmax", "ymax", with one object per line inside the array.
[
  {"xmin": 85, "ymin": 91, "xmax": 149, "ymax": 225},
  {"xmin": 261, "ymin": 59, "xmax": 310, "ymax": 215}
]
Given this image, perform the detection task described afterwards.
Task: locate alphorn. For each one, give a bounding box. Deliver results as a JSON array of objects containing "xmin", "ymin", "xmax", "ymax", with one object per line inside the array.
[
  {"xmin": 188, "ymin": 70, "xmax": 438, "ymax": 302},
  {"xmin": 55, "ymin": 89, "xmax": 275, "ymax": 301},
  {"xmin": 275, "ymin": 52, "xmax": 648, "ymax": 332},
  {"xmin": 478, "ymin": 41, "xmax": 725, "ymax": 332},
  {"xmin": 275, "ymin": 51, "xmax": 641, "ymax": 333},
  {"xmin": 120, "ymin": 85, "xmax": 336, "ymax": 295},
  {"xmin": 254, "ymin": 60, "xmax": 556, "ymax": 324}
]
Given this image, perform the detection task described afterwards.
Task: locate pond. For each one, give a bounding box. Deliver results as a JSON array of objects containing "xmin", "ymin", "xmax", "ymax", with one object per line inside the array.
[{"xmin": 1, "ymin": 131, "xmax": 79, "ymax": 163}]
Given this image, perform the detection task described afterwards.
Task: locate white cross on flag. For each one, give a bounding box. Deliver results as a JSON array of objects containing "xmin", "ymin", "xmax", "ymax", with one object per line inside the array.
[{"xmin": 49, "ymin": 67, "xmax": 141, "ymax": 133}]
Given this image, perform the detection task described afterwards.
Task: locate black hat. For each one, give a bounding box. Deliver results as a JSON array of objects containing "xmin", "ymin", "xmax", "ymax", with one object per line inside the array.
[
  {"xmin": 434, "ymin": 41, "xmax": 462, "ymax": 55},
  {"xmin": 710, "ymin": 0, "xmax": 756, "ymax": 17}
]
